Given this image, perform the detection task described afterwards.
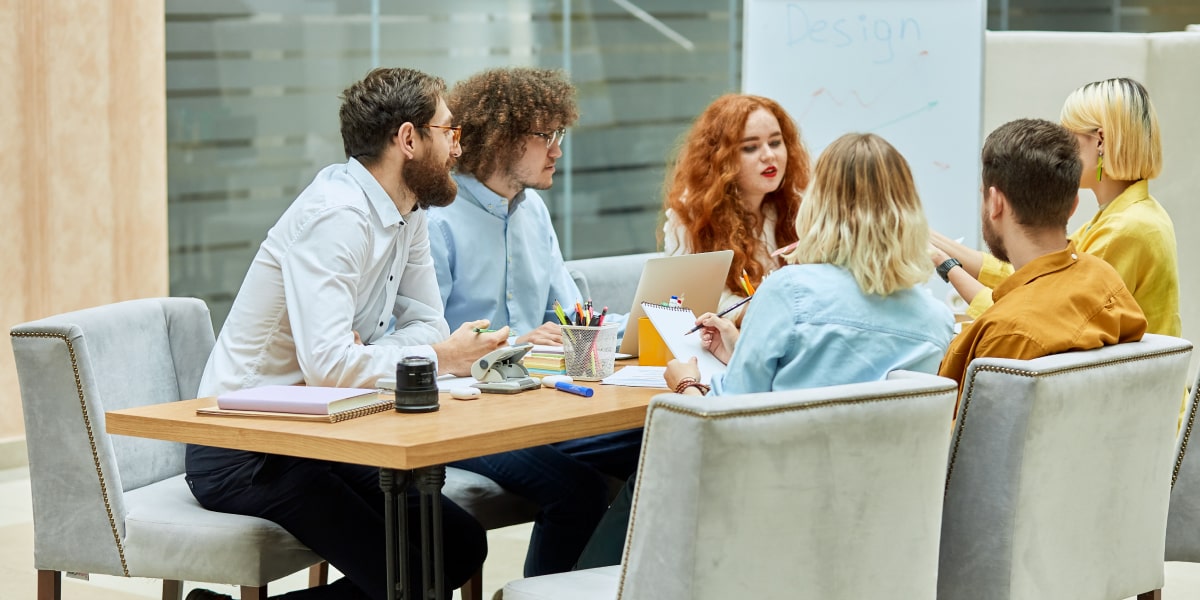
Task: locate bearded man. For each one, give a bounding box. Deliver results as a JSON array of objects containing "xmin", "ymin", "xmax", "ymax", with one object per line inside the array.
[{"xmin": 184, "ymin": 67, "xmax": 503, "ymax": 600}]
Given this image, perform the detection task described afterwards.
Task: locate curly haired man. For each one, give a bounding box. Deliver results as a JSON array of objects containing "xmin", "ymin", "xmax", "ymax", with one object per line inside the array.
[{"xmin": 426, "ymin": 67, "xmax": 640, "ymax": 577}]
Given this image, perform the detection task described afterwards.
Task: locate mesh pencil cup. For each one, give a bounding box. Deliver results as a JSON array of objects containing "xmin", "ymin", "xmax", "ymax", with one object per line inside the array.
[{"xmin": 560, "ymin": 324, "xmax": 619, "ymax": 381}]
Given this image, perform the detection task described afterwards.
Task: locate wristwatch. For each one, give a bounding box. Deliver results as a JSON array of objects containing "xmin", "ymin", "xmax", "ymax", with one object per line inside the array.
[{"xmin": 936, "ymin": 257, "xmax": 962, "ymax": 283}]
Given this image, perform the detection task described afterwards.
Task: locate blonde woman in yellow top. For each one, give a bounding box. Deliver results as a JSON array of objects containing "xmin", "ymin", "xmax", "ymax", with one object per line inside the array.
[{"xmin": 930, "ymin": 77, "xmax": 1180, "ymax": 336}]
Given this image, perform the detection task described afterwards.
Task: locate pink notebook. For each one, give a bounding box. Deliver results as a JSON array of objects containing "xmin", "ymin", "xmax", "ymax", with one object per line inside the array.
[{"xmin": 216, "ymin": 385, "xmax": 380, "ymax": 415}]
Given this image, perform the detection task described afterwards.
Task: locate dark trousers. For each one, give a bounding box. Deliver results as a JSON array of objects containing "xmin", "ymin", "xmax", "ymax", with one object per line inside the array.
[
  {"xmin": 186, "ymin": 451, "xmax": 487, "ymax": 600},
  {"xmin": 450, "ymin": 428, "xmax": 643, "ymax": 577},
  {"xmin": 574, "ymin": 474, "xmax": 635, "ymax": 570}
]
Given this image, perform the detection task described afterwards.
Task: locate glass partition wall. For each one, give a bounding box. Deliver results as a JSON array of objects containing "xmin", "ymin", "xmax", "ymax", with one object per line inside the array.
[
  {"xmin": 167, "ymin": 0, "xmax": 740, "ymax": 329},
  {"xmin": 167, "ymin": 0, "xmax": 1199, "ymax": 330}
]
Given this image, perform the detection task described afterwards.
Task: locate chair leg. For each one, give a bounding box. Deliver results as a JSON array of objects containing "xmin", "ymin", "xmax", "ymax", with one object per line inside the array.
[
  {"xmin": 240, "ymin": 586, "xmax": 268, "ymax": 600},
  {"xmin": 460, "ymin": 569, "xmax": 484, "ymax": 600},
  {"xmin": 37, "ymin": 570, "xmax": 61, "ymax": 600},
  {"xmin": 161, "ymin": 579, "xmax": 183, "ymax": 600},
  {"xmin": 308, "ymin": 561, "xmax": 329, "ymax": 587},
  {"xmin": 1137, "ymin": 590, "xmax": 1162, "ymax": 600}
]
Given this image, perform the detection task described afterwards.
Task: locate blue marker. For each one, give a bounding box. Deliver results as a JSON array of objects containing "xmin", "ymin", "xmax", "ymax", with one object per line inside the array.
[{"xmin": 555, "ymin": 381, "xmax": 594, "ymax": 398}]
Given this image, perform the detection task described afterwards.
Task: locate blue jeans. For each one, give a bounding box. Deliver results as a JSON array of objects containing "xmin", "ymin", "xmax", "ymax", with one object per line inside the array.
[{"xmin": 451, "ymin": 427, "xmax": 642, "ymax": 577}]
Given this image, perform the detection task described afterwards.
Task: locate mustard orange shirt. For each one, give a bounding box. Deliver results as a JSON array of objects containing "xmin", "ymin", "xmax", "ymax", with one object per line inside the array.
[
  {"xmin": 940, "ymin": 242, "xmax": 1147, "ymax": 401},
  {"xmin": 968, "ymin": 180, "xmax": 1179, "ymax": 336}
]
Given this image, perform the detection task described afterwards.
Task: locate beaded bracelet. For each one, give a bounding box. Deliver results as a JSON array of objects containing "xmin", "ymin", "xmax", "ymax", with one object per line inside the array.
[{"xmin": 674, "ymin": 377, "xmax": 711, "ymax": 396}]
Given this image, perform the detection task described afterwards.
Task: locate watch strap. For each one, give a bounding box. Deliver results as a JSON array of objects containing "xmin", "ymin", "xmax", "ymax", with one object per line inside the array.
[{"xmin": 937, "ymin": 257, "xmax": 962, "ymax": 282}]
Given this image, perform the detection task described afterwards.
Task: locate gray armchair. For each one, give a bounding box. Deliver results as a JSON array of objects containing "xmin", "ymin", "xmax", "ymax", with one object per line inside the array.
[
  {"xmin": 1166, "ymin": 366, "xmax": 1200, "ymax": 563},
  {"xmin": 10, "ymin": 298, "xmax": 325, "ymax": 600},
  {"xmin": 502, "ymin": 372, "xmax": 959, "ymax": 599},
  {"xmin": 939, "ymin": 333, "xmax": 1193, "ymax": 600}
]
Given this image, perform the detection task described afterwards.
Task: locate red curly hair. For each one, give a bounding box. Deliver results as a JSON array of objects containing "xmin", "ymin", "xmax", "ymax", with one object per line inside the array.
[{"xmin": 662, "ymin": 94, "xmax": 810, "ymax": 295}]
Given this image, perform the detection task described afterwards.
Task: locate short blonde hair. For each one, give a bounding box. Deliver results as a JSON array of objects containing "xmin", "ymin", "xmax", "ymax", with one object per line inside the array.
[
  {"xmin": 787, "ymin": 133, "xmax": 930, "ymax": 296},
  {"xmin": 1060, "ymin": 77, "xmax": 1162, "ymax": 181}
]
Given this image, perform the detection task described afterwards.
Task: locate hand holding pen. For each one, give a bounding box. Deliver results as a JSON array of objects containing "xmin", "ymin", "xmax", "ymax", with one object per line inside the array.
[
  {"xmin": 684, "ymin": 310, "xmax": 740, "ymax": 365},
  {"xmin": 684, "ymin": 294, "xmax": 753, "ymax": 335}
]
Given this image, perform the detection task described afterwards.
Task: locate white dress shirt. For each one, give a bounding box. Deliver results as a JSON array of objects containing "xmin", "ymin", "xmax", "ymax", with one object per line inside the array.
[{"xmin": 198, "ymin": 158, "xmax": 448, "ymax": 397}]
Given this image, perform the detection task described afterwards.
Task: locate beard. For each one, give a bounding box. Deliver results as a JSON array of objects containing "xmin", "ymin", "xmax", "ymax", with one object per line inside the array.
[
  {"xmin": 503, "ymin": 165, "xmax": 552, "ymax": 193},
  {"xmin": 981, "ymin": 215, "xmax": 1009, "ymax": 264},
  {"xmin": 405, "ymin": 152, "xmax": 458, "ymax": 209}
]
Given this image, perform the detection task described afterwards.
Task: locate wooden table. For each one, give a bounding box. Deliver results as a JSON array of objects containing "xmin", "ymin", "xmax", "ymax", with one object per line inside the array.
[{"xmin": 106, "ymin": 371, "xmax": 663, "ymax": 599}]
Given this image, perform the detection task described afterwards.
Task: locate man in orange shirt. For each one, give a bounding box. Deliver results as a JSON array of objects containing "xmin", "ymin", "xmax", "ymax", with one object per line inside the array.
[{"xmin": 938, "ymin": 118, "xmax": 1146, "ymax": 397}]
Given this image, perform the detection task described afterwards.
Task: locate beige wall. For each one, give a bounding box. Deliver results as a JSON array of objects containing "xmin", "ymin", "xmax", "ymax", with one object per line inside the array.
[
  {"xmin": 0, "ymin": 0, "xmax": 167, "ymax": 447},
  {"xmin": 985, "ymin": 30, "xmax": 1200, "ymax": 377}
]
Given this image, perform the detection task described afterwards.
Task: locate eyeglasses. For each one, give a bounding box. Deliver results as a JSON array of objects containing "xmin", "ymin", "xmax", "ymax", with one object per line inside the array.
[
  {"xmin": 420, "ymin": 124, "xmax": 462, "ymax": 145},
  {"xmin": 528, "ymin": 127, "xmax": 567, "ymax": 148}
]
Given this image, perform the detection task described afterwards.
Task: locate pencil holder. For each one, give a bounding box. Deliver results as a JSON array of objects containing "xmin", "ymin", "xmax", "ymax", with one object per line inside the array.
[{"xmin": 561, "ymin": 324, "xmax": 619, "ymax": 381}]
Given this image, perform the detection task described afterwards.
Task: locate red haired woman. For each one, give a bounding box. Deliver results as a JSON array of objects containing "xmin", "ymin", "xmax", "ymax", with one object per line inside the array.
[{"xmin": 662, "ymin": 94, "xmax": 811, "ymax": 318}]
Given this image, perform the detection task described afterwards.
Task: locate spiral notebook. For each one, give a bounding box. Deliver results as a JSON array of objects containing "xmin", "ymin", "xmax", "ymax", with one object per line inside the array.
[
  {"xmin": 196, "ymin": 401, "xmax": 391, "ymax": 423},
  {"xmin": 197, "ymin": 386, "xmax": 392, "ymax": 423},
  {"xmin": 640, "ymin": 302, "xmax": 727, "ymax": 385}
]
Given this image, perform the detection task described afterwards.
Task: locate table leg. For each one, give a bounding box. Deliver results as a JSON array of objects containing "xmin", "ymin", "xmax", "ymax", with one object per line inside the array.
[
  {"xmin": 415, "ymin": 465, "xmax": 446, "ymax": 600},
  {"xmin": 380, "ymin": 468, "xmax": 412, "ymax": 600}
]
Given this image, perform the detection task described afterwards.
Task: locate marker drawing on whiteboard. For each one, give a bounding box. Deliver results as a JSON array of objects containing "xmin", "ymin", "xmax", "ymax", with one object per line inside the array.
[
  {"xmin": 785, "ymin": 5, "xmax": 923, "ymax": 64},
  {"xmin": 867, "ymin": 100, "xmax": 939, "ymax": 132}
]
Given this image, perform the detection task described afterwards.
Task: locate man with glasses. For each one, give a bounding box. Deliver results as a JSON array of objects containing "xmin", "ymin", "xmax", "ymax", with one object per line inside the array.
[
  {"xmin": 429, "ymin": 67, "xmax": 580, "ymax": 346},
  {"xmin": 184, "ymin": 67, "xmax": 504, "ymax": 600},
  {"xmin": 425, "ymin": 67, "xmax": 640, "ymax": 578}
]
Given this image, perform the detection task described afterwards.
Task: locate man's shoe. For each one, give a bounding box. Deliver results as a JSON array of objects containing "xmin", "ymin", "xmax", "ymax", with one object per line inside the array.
[{"xmin": 185, "ymin": 590, "xmax": 234, "ymax": 600}]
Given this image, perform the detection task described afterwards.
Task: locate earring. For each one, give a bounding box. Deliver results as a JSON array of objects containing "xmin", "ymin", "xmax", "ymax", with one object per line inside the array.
[{"xmin": 1096, "ymin": 150, "xmax": 1104, "ymax": 182}]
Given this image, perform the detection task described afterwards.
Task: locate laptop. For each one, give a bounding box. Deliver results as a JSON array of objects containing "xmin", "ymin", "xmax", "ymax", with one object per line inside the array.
[{"xmin": 618, "ymin": 250, "xmax": 734, "ymax": 356}]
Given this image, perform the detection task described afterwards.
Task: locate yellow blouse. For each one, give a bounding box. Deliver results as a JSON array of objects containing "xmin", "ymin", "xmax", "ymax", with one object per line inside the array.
[{"xmin": 968, "ymin": 180, "xmax": 1180, "ymax": 337}]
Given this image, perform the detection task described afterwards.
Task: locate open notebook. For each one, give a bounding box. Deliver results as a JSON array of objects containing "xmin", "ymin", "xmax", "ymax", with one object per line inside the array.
[{"xmin": 641, "ymin": 302, "xmax": 727, "ymax": 385}]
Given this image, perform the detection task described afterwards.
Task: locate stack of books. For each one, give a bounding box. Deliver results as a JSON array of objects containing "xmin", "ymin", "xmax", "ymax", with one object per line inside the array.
[{"xmin": 523, "ymin": 350, "xmax": 566, "ymax": 376}]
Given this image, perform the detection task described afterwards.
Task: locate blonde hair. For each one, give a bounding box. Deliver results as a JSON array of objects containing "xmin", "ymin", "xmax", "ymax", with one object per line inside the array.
[
  {"xmin": 787, "ymin": 133, "xmax": 930, "ymax": 296},
  {"xmin": 1060, "ymin": 77, "xmax": 1162, "ymax": 181}
]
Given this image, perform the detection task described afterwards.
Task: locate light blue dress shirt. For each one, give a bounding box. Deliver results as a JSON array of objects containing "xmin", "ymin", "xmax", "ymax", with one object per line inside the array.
[
  {"xmin": 711, "ymin": 263, "xmax": 955, "ymax": 395},
  {"xmin": 427, "ymin": 174, "xmax": 584, "ymax": 335}
]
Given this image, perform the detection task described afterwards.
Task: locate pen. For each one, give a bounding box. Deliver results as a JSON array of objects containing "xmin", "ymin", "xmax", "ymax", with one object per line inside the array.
[
  {"xmin": 473, "ymin": 328, "xmax": 517, "ymax": 336},
  {"xmin": 683, "ymin": 294, "xmax": 754, "ymax": 335},
  {"xmin": 771, "ymin": 240, "xmax": 799, "ymax": 257},
  {"xmin": 740, "ymin": 270, "xmax": 756, "ymax": 296}
]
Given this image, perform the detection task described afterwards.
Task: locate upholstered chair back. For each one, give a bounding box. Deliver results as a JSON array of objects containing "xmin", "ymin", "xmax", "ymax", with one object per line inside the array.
[
  {"xmin": 565, "ymin": 252, "xmax": 660, "ymax": 314},
  {"xmin": 939, "ymin": 334, "xmax": 1193, "ymax": 600},
  {"xmin": 616, "ymin": 373, "xmax": 958, "ymax": 599},
  {"xmin": 1166, "ymin": 368, "xmax": 1200, "ymax": 562},
  {"xmin": 12, "ymin": 297, "xmax": 215, "ymax": 575}
]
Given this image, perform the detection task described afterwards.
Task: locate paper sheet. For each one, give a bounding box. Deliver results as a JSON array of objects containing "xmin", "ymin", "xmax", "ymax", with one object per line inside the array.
[
  {"xmin": 601, "ymin": 366, "xmax": 669, "ymax": 388},
  {"xmin": 532, "ymin": 343, "xmax": 630, "ymax": 360},
  {"xmin": 436, "ymin": 374, "xmax": 478, "ymax": 392}
]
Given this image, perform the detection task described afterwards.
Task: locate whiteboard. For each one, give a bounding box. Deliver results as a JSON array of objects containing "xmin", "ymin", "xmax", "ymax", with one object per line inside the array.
[{"xmin": 743, "ymin": 0, "xmax": 986, "ymax": 262}]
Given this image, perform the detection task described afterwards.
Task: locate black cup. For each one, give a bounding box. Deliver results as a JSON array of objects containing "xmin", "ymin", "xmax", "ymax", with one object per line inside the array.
[{"xmin": 395, "ymin": 357, "xmax": 439, "ymax": 413}]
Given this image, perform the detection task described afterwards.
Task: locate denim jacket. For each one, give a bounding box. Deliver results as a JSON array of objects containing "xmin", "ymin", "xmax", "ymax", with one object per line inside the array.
[{"xmin": 712, "ymin": 263, "xmax": 954, "ymax": 395}]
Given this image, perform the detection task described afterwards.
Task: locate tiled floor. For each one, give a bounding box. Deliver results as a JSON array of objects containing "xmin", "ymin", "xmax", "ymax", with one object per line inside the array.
[{"xmin": 3, "ymin": 463, "xmax": 1200, "ymax": 599}]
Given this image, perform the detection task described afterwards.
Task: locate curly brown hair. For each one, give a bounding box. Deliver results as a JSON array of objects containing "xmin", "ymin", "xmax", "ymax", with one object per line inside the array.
[
  {"xmin": 662, "ymin": 94, "xmax": 810, "ymax": 295},
  {"xmin": 447, "ymin": 67, "xmax": 579, "ymax": 181}
]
